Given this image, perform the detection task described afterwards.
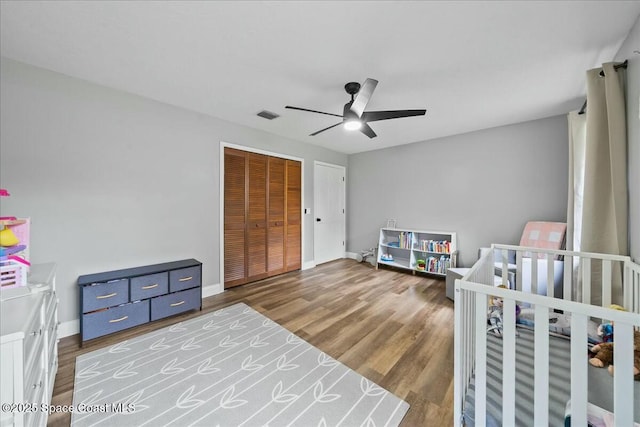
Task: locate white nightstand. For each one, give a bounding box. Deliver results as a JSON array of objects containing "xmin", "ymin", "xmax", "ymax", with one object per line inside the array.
[{"xmin": 446, "ymin": 267, "xmax": 471, "ymax": 301}]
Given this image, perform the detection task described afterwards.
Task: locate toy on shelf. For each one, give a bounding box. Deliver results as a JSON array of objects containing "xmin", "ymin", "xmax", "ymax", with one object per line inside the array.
[{"xmin": 0, "ymin": 189, "xmax": 30, "ymax": 289}]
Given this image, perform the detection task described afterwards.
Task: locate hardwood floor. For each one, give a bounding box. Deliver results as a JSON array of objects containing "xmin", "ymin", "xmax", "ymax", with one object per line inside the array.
[{"xmin": 48, "ymin": 259, "xmax": 455, "ymax": 426}]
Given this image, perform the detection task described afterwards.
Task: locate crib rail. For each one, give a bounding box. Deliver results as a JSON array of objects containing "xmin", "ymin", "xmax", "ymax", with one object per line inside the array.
[{"xmin": 454, "ymin": 246, "xmax": 640, "ymax": 427}]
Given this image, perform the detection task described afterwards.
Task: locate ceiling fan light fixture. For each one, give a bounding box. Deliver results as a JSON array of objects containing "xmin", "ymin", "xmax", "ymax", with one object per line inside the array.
[{"xmin": 344, "ymin": 119, "xmax": 362, "ymax": 131}]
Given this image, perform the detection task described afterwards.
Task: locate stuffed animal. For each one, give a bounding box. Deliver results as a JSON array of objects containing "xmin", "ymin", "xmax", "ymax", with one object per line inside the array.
[
  {"xmin": 596, "ymin": 304, "xmax": 627, "ymax": 343},
  {"xmin": 588, "ymin": 330, "xmax": 640, "ymax": 381}
]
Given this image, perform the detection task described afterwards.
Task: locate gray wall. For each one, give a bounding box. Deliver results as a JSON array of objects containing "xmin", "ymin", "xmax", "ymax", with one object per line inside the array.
[
  {"xmin": 347, "ymin": 115, "xmax": 569, "ymax": 267},
  {"xmin": 0, "ymin": 58, "xmax": 347, "ymax": 326},
  {"xmin": 615, "ymin": 14, "xmax": 640, "ymax": 263}
]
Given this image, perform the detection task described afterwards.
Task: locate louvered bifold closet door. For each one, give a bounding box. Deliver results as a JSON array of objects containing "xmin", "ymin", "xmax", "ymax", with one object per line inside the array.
[
  {"xmin": 286, "ymin": 159, "xmax": 302, "ymax": 271},
  {"xmin": 224, "ymin": 148, "xmax": 247, "ymax": 287},
  {"xmin": 247, "ymin": 153, "xmax": 268, "ymax": 281},
  {"xmin": 268, "ymin": 157, "xmax": 286, "ymax": 275}
]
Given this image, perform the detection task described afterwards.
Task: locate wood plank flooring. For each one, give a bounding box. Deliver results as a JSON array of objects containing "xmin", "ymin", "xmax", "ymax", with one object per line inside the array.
[{"xmin": 48, "ymin": 259, "xmax": 454, "ymax": 426}]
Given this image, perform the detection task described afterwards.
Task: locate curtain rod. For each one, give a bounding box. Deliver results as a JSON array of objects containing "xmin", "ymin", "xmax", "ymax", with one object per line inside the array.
[{"xmin": 578, "ymin": 60, "xmax": 628, "ymax": 115}]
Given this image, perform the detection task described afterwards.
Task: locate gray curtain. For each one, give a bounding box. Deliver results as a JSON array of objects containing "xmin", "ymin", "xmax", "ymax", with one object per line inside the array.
[{"xmin": 572, "ymin": 62, "xmax": 628, "ymax": 305}]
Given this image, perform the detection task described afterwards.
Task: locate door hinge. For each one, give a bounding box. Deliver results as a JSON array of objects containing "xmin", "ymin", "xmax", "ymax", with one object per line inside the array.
[
  {"xmin": 342, "ymin": 241, "xmax": 345, "ymax": 246},
  {"xmin": 342, "ymin": 176, "xmax": 345, "ymax": 181},
  {"xmin": 342, "ymin": 209, "xmax": 345, "ymax": 214}
]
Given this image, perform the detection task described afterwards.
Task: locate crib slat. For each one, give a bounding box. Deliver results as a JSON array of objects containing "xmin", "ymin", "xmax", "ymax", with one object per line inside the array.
[
  {"xmin": 582, "ymin": 258, "xmax": 591, "ymax": 304},
  {"xmin": 613, "ymin": 323, "xmax": 634, "ymax": 426},
  {"xmin": 564, "ymin": 255, "xmax": 572, "ymax": 301},
  {"xmin": 502, "ymin": 299, "xmax": 516, "ymax": 426},
  {"xmin": 531, "ymin": 252, "xmax": 538, "ymax": 295},
  {"xmin": 534, "ymin": 304, "xmax": 549, "ymax": 426},
  {"xmin": 546, "ymin": 253, "xmax": 554, "ymax": 298},
  {"xmin": 501, "ymin": 249, "xmax": 509, "ymax": 287},
  {"xmin": 570, "ymin": 313, "xmax": 588, "ymax": 426},
  {"xmin": 602, "ymin": 259, "xmax": 612, "ymax": 308},
  {"xmin": 516, "ymin": 251, "xmax": 523, "ymax": 292},
  {"xmin": 474, "ymin": 294, "xmax": 488, "ymax": 427},
  {"xmin": 454, "ymin": 287, "xmax": 463, "ymax": 426}
]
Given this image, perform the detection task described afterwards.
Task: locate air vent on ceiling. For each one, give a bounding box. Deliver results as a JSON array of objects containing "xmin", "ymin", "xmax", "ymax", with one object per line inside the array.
[{"xmin": 257, "ymin": 110, "xmax": 280, "ymax": 120}]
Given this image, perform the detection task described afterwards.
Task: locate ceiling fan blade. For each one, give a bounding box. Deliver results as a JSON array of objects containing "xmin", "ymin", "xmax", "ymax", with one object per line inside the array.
[
  {"xmin": 359, "ymin": 123, "xmax": 377, "ymax": 139},
  {"xmin": 310, "ymin": 122, "xmax": 343, "ymax": 136},
  {"xmin": 350, "ymin": 78, "xmax": 378, "ymax": 118},
  {"xmin": 285, "ymin": 106, "xmax": 343, "ymax": 118},
  {"xmin": 361, "ymin": 109, "xmax": 426, "ymax": 122}
]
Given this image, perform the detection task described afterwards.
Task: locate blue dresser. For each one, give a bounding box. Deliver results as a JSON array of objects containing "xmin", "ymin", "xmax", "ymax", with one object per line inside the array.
[{"xmin": 78, "ymin": 259, "xmax": 202, "ymax": 342}]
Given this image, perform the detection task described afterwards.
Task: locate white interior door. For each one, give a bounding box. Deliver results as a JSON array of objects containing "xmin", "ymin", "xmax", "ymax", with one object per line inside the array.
[{"xmin": 314, "ymin": 162, "xmax": 345, "ymax": 265}]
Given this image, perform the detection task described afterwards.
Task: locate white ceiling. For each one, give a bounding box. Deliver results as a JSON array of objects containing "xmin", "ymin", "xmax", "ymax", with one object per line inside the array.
[{"xmin": 1, "ymin": 1, "xmax": 639, "ymax": 154}]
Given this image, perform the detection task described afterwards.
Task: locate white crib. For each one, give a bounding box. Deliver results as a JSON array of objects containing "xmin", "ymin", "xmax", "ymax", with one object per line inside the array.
[{"xmin": 454, "ymin": 244, "xmax": 640, "ymax": 426}]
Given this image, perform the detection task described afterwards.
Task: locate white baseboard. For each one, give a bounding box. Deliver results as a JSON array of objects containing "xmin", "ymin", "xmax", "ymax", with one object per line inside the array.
[
  {"xmin": 59, "ymin": 319, "xmax": 79, "ymax": 338},
  {"xmin": 345, "ymin": 252, "xmax": 358, "ymax": 260},
  {"xmin": 302, "ymin": 261, "xmax": 316, "ymax": 270},
  {"xmin": 202, "ymin": 283, "xmax": 223, "ymax": 298}
]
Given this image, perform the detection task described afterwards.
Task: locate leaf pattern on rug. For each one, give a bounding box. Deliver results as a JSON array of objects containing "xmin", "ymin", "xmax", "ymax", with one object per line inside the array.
[
  {"xmin": 108, "ymin": 341, "xmax": 130, "ymax": 353},
  {"xmin": 276, "ymin": 354, "xmax": 299, "ymax": 371},
  {"xmin": 229, "ymin": 319, "xmax": 246, "ymax": 330},
  {"xmin": 249, "ymin": 335, "xmax": 269, "ymax": 348},
  {"xmin": 313, "ymin": 381, "xmax": 341, "ymax": 403},
  {"xmin": 81, "ymin": 390, "xmax": 104, "ymax": 406},
  {"xmin": 360, "ymin": 378, "xmax": 386, "ymax": 396},
  {"xmin": 169, "ymin": 322, "xmax": 186, "ymax": 332},
  {"xmin": 122, "ymin": 390, "xmax": 150, "ymax": 412},
  {"xmin": 317, "ymin": 353, "xmax": 338, "ymax": 367},
  {"xmin": 218, "ymin": 335, "xmax": 239, "ymax": 348},
  {"xmin": 271, "ymin": 381, "xmax": 298, "ymax": 403},
  {"xmin": 213, "ymin": 308, "xmax": 227, "ymax": 317},
  {"xmin": 180, "ymin": 337, "xmax": 200, "ymax": 351},
  {"xmin": 262, "ymin": 319, "xmax": 275, "ymax": 328},
  {"xmin": 113, "ymin": 361, "xmax": 138, "ymax": 379},
  {"xmin": 219, "ymin": 386, "xmax": 248, "ymax": 409},
  {"xmin": 71, "ymin": 303, "xmax": 409, "ymax": 427},
  {"xmin": 76, "ymin": 361, "xmax": 102, "ymax": 379},
  {"xmin": 286, "ymin": 333, "xmax": 302, "ymax": 345},
  {"xmin": 149, "ymin": 337, "xmax": 170, "ymax": 351},
  {"xmin": 196, "ymin": 357, "xmax": 220, "ymax": 375},
  {"xmin": 202, "ymin": 319, "xmax": 221, "ymax": 330},
  {"xmin": 176, "ymin": 385, "xmax": 205, "ymax": 409},
  {"xmin": 241, "ymin": 355, "xmax": 264, "ymax": 371},
  {"xmin": 161, "ymin": 358, "xmax": 185, "ymax": 375}
]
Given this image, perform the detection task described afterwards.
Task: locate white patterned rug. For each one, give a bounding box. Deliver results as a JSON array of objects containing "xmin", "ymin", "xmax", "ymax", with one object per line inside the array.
[{"xmin": 71, "ymin": 303, "xmax": 409, "ymax": 427}]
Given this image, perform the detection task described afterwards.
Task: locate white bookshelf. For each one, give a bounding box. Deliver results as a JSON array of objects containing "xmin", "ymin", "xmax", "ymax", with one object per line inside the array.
[{"xmin": 376, "ymin": 227, "xmax": 457, "ymax": 276}]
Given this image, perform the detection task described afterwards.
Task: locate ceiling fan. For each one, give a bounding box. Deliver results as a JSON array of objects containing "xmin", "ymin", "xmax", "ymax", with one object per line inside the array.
[{"xmin": 285, "ymin": 78, "xmax": 426, "ymax": 138}]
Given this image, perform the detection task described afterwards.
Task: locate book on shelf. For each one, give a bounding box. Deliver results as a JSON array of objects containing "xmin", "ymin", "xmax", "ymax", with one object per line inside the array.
[{"xmin": 416, "ymin": 239, "xmax": 451, "ymax": 254}]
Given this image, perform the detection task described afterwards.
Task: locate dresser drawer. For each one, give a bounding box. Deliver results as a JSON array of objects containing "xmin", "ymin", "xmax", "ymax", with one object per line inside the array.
[
  {"xmin": 23, "ymin": 307, "xmax": 44, "ymax": 375},
  {"xmin": 82, "ymin": 300, "xmax": 149, "ymax": 341},
  {"xmin": 24, "ymin": 338, "xmax": 44, "ymax": 399},
  {"xmin": 130, "ymin": 272, "xmax": 168, "ymax": 301},
  {"xmin": 169, "ymin": 266, "xmax": 201, "ymax": 292},
  {"xmin": 150, "ymin": 287, "xmax": 200, "ymax": 321},
  {"xmin": 82, "ymin": 279, "xmax": 129, "ymax": 312}
]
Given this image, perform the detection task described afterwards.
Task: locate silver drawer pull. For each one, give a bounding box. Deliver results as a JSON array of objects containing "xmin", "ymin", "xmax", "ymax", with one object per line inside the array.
[
  {"xmin": 30, "ymin": 330, "xmax": 38, "ymax": 337},
  {"xmin": 32, "ymin": 380, "xmax": 42, "ymax": 389},
  {"xmin": 109, "ymin": 316, "xmax": 129, "ymax": 323},
  {"xmin": 97, "ymin": 292, "xmax": 117, "ymax": 299},
  {"xmin": 178, "ymin": 276, "xmax": 193, "ymax": 282},
  {"xmin": 170, "ymin": 301, "xmax": 185, "ymax": 307},
  {"xmin": 142, "ymin": 284, "xmax": 159, "ymax": 290}
]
